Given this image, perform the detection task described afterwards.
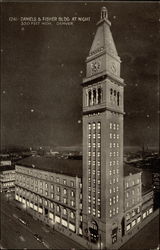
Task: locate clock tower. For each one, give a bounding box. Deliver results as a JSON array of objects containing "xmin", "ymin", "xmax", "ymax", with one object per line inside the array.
[{"xmin": 82, "ymin": 7, "xmax": 125, "ymax": 249}]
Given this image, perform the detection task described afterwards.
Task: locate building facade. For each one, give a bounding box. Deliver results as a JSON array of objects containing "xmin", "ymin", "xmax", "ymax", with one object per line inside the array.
[
  {"xmin": 0, "ymin": 166, "xmax": 15, "ymax": 192},
  {"xmin": 15, "ymin": 157, "xmax": 83, "ymax": 235},
  {"xmin": 82, "ymin": 7, "xmax": 125, "ymax": 249}
]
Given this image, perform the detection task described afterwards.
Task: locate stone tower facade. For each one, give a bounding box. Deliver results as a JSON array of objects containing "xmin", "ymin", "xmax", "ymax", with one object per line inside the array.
[{"xmin": 82, "ymin": 7, "xmax": 125, "ymax": 249}]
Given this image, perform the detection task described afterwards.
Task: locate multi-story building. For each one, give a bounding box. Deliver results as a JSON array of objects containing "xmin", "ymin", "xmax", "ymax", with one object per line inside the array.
[
  {"xmin": 15, "ymin": 156, "xmax": 83, "ymax": 235},
  {"xmin": 123, "ymin": 165, "xmax": 142, "ymax": 235},
  {"xmin": 0, "ymin": 165, "xmax": 15, "ymax": 192},
  {"xmin": 82, "ymin": 6, "xmax": 125, "ymax": 248}
]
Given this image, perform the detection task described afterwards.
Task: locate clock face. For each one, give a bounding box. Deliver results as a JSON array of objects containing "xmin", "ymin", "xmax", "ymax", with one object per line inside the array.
[
  {"xmin": 91, "ymin": 61, "xmax": 101, "ymax": 74},
  {"xmin": 110, "ymin": 62, "xmax": 116, "ymax": 74}
]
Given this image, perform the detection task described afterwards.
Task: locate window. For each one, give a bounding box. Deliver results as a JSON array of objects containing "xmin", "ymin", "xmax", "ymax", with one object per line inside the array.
[
  {"xmin": 126, "ymin": 213, "xmax": 130, "ymax": 221},
  {"xmin": 109, "ymin": 210, "xmax": 112, "ymax": 217},
  {"xmin": 70, "ymin": 181, "xmax": 74, "ymax": 187},
  {"xmin": 56, "ymin": 177, "xmax": 60, "ymax": 183},
  {"xmin": 56, "ymin": 206, "xmax": 60, "ymax": 212},
  {"xmin": 126, "ymin": 224, "xmax": 131, "ymax": 231},
  {"xmin": 98, "ymin": 88, "xmax": 102, "ymax": 104},
  {"xmin": 92, "ymin": 123, "xmax": 96, "ymax": 130},
  {"xmin": 70, "ymin": 212, "xmax": 75, "ymax": 219},
  {"xmin": 51, "ymin": 184, "xmax": 54, "ymax": 190},
  {"xmin": 98, "ymin": 210, "xmax": 101, "ymax": 218},
  {"xmin": 97, "ymin": 122, "xmax": 101, "ymax": 130},
  {"xmin": 137, "ymin": 216, "xmax": 141, "ymax": 223},
  {"xmin": 110, "ymin": 88, "xmax": 113, "ymax": 101},
  {"xmin": 109, "ymin": 198, "xmax": 112, "ymax": 206},
  {"xmin": 117, "ymin": 92, "xmax": 120, "ymax": 106},
  {"xmin": 57, "ymin": 186, "xmax": 60, "ymax": 192},
  {"xmin": 131, "ymin": 220, "xmax": 136, "ymax": 227},
  {"xmin": 63, "ymin": 179, "xmax": 67, "ymax": 185},
  {"xmin": 88, "ymin": 90, "xmax": 92, "ymax": 106},
  {"xmin": 71, "ymin": 200, "xmax": 75, "ymax": 207},
  {"xmin": 63, "ymin": 189, "xmax": 67, "ymax": 195},
  {"xmin": 110, "ymin": 133, "xmax": 112, "ymax": 139},
  {"xmin": 63, "ymin": 209, "xmax": 67, "ymax": 215},
  {"xmin": 110, "ymin": 122, "xmax": 112, "ymax": 129}
]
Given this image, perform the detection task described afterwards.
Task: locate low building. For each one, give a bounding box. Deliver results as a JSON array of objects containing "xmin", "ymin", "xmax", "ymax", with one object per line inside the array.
[
  {"xmin": 15, "ymin": 156, "xmax": 83, "ymax": 236},
  {"xmin": 123, "ymin": 165, "xmax": 142, "ymax": 235},
  {"xmin": 0, "ymin": 165, "xmax": 15, "ymax": 192},
  {"xmin": 141, "ymin": 187, "xmax": 154, "ymax": 220}
]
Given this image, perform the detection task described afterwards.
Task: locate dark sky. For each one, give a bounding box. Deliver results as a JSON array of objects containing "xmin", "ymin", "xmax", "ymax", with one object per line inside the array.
[{"xmin": 1, "ymin": 2, "xmax": 159, "ymax": 150}]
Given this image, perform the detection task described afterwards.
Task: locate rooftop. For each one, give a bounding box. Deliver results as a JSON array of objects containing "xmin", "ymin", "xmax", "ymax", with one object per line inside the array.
[
  {"xmin": 124, "ymin": 163, "xmax": 142, "ymax": 177},
  {"xmin": 16, "ymin": 156, "xmax": 82, "ymax": 178},
  {"xmin": 0, "ymin": 165, "xmax": 15, "ymax": 172}
]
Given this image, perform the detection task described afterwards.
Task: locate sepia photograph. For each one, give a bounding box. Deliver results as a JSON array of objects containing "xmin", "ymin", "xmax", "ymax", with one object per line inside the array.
[{"xmin": 1, "ymin": 1, "xmax": 159, "ymax": 249}]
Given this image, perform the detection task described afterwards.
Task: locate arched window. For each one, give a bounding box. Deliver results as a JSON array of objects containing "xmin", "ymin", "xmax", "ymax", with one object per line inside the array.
[
  {"xmin": 93, "ymin": 89, "xmax": 96, "ymax": 105},
  {"xmin": 88, "ymin": 90, "xmax": 92, "ymax": 106},
  {"xmin": 117, "ymin": 92, "xmax": 120, "ymax": 106},
  {"xmin": 114, "ymin": 90, "xmax": 116, "ymax": 103},
  {"xmin": 110, "ymin": 88, "xmax": 113, "ymax": 101},
  {"xmin": 98, "ymin": 88, "xmax": 102, "ymax": 104}
]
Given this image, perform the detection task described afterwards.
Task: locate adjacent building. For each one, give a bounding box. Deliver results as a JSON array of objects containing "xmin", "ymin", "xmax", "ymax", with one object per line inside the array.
[
  {"xmin": 15, "ymin": 157, "xmax": 83, "ymax": 236},
  {"xmin": 0, "ymin": 165, "xmax": 15, "ymax": 192}
]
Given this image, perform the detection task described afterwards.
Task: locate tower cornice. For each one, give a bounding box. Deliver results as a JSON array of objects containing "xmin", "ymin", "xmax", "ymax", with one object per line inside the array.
[{"xmin": 82, "ymin": 70, "xmax": 125, "ymax": 87}]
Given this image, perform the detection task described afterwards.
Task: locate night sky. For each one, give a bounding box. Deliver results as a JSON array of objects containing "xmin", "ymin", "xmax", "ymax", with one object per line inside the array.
[{"xmin": 1, "ymin": 2, "xmax": 159, "ymax": 151}]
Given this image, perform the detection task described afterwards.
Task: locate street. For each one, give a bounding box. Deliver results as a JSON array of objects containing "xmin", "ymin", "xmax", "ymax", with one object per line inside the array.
[
  {"xmin": 120, "ymin": 213, "xmax": 160, "ymax": 250},
  {"xmin": 0, "ymin": 192, "xmax": 84, "ymax": 249}
]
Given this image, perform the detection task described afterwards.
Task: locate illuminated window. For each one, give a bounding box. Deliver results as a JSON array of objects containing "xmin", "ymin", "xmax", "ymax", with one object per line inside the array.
[
  {"xmin": 117, "ymin": 124, "xmax": 119, "ymax": 130},
  {"xmin": 113, "ymin": 123, "xmax": 116, "ymax": 130},
  {"xmin": 113, "ymin": 208, "xmax": 116, "ymax": 215},
  {"xmin": 97, "ymin": 122, "xmax": 101, "ymax": 129},
  {"xmin": 116, "ymin": 195, "xmax": 119, "ymax": 202},
  {"xmin": 113, "ymin": 152, "xmax": 116, "ymax": 157},
  {"xmin": 63, "ymin": 208, "xmax": 67, "ymax": 215},
  {"xmin": 98, "ymin": 133, "xmax": 101, "ymax": 139},
  {"xmin": 92, "ymin": 123, "xmax": 96, "ymax": 129},
  {"xmin": 63, "ymin": 179, "xmax": 67, "ymax": 185},
  {"xmin": 57, "ymin": 186, "xmax": 60, "ymax": 192},
  {"xmin": 63, "ymin": 189, "xmax": 67, "ymax": 195},
  {"xmin": 116, "ymin": 207, "xmax": 119, "ymax": 214},
  {"xmin": 98, "ymin": 210, "xmax": 101, "ymax": 218},
  {"xmin": 117, "ymin": 143, "xmax": 119, "ymax": 148},
  {"xmin": 109, "ymin": 188, "xmax": 112, "ymax": 194},
  {"xmin": 109, "ymin": 170, "xmax": 112, "ymax": 176},
  {"xmin": 56, "ymin": 206, "xmax": 60, "ymax": 212},
  {"xmin": 113, "ymin": 197, "xmax": 115, "ymax": 204},
  {"xmin": 110, "ymin": 133, "xmax": 112, "ymax": 139},
  {"xmin": 88, "ymin": 123, "xmax": 91, "ymax": 130},
  {"xmin": 97, "ymin": 152, "xmax": 101, "ymax": 157},
  {"xmin": 110, "ymin": 161, "xmax": 112, "ymax": 166},
  {"xmin": 109, "ymin": 210, "xmax": 112, "ymax": 217},
  {"xmin": 109, "ymin": 198, "xmax": 112, "ymax": 206},
  {"xmin": 113, "ymin": 187, "xmax": 115, "ymax": 193},
  {"xmin": 117, "ymin": 134, "xmax": 119, "ymax": 139},
  {"xmin": 71, "ymin": 212, "xmax": 75, "ymax": 219}
]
